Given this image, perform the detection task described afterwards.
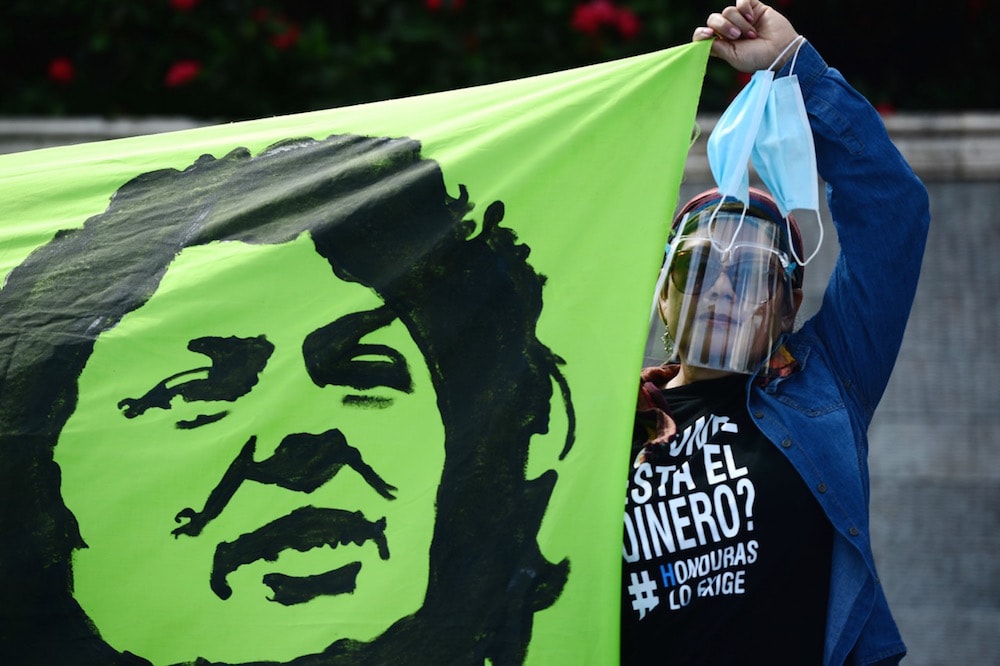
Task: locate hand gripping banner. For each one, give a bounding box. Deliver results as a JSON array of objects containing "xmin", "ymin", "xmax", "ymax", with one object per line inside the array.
[{"xmin": 0, "ymin": 40, "xmax": 708, "ymax": 665}]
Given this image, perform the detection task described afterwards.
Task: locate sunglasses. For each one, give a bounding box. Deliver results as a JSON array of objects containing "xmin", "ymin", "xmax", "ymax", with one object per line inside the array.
[{"xmin": 669, "ymin": 245, "xmax": 791, "ymax": 297}]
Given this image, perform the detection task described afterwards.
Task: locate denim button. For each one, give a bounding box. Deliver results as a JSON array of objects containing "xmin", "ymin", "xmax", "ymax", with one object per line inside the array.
[
  {"xmin": 849, "ymin": 526, "xmax": 860, "ymax": 536},
  {"xmin": 781, "ymin": 438, "xmax": 792, "ymax": 448},
  {"xmin": 817, "ymin": 482, "xmax": 828, "ymax": 493}
]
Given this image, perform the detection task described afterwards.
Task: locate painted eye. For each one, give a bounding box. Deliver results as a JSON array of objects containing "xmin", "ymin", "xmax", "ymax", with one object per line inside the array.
[
  {"xmin": 311, "ymin": 342, "xmax": 413, "ymax": 393},
  {"xmin": 118, "ymin": 335, "xmax": 274, "ymax": 423},
  {"xmin": 303, "ymin": 306, "xmax": 414, "ymax": 396}
]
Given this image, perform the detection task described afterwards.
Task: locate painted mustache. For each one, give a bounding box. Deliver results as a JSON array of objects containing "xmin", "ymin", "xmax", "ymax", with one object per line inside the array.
[
  {"xmin": 211, "ymin": 505, "xmax": 389, "ymax": 604},
  {"xmin": 172, "ymin": 429, "xmax": 397, "ymax": 539}
]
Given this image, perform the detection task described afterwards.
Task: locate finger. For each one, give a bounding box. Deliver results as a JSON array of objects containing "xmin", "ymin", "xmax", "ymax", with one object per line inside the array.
[
  {"xmin": 704, "ymin": 11, "xmax": 742, "ymax": 40},
  {"xmin": 735, "ymin": 0, "xmax": 762, "ymax": 24},
  {"xmin": 720, "ymin": 6, "xmax": 757, "ymax": 38},
  {"xmin": 709, "ymin": 37, "xmax": 740, "ymax": 64},
  {"xmin": 692, "ymin": 26, "xmax": 716, "ymax": 42}
]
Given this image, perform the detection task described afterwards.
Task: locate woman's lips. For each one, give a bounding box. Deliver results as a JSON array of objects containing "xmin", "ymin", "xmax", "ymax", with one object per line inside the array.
[{"xmin": 699, "ymin": 309, "xmax": 737, "ymax": 326}]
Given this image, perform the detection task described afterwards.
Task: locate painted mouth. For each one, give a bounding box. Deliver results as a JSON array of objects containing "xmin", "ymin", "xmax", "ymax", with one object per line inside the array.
[
  {"xmin": 262, "ymin": 561, "xmax": 363, "ymax": 606},
  {"xmin": 211, "ymin": 505, "xmax": 389, "ymax": 604}
]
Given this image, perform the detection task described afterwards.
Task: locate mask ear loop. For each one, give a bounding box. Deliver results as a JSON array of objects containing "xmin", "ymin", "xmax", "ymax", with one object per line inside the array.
[
  {"xmin": 769, "ymin": 35, "xmax": 806, "ymax": 73},
  {"xmin": 653, "ymin": 204, "xmax": 730, "ymax": 323},
  {"xmin": 705, "ymin": 199, "xmax": 750, "ymax": 257},
  {"xmin": 768, "ymin": 34, "xmax": 823, "ymax": 271},
  {"xmin": 650, "ymin": 215, "xmax": 689, "ymax": 325},
  {"xmin": 689, "ymin": 122, "xmax": 702, "ymax": 149},
  {"xmin": 650, "ymin": 253, "xmax": 672, "ymax": 325},
  {"xmin": 787, "ymin": 210, "xmax": 823, "ymax": 270}
]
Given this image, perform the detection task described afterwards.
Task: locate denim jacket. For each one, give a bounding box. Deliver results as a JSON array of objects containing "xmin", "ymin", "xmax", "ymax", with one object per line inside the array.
[{"xmin": 747, "ymin": 43, "xmax": 930, "ymax": 664}]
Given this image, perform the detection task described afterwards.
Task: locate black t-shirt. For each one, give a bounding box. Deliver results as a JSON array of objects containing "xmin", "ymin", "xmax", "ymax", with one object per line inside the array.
[{"xmin": 621, "ymin": 374, "xmax": 832, "ymax": 664}]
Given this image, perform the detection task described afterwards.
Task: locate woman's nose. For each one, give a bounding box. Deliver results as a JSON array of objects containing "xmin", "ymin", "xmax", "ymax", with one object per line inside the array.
[{"xmin": 706, "ymin": 263, "xmax": 737, "ymax": 299}]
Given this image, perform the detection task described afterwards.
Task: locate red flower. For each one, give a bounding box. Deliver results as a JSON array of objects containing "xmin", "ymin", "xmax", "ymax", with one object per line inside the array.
[
  {"xmin": 164, "ymin": 60, "xmax": 202, "ymax": 87},
  {"xmin": 48, "ymin": 57, "xmax": 75, "ymax": 84},
  {"xmin": 425, "ymin": 0, "xmax": 465, "ymax": 10},
  {"xmin": 616, "ymin": 7, "xmax": 641, "ymax": 39},
  {"xmin": 270, "ymin": 23, "xmax": 301, "ymax": 50},
  {"xmin": 170, "ymin": 0, "xmax": 199, "ymax": 11},
  {"xmin": 571, "ymin": 7, "xmax": 600, "ymax": 34},
  {"xmin": 572, "ymin": 1, "xmax": 641, "ymax": 39},
  {"xmin": 875, "ymin": 101, "xmax": 896, "ymax": 116},
  {"xmin": 571, "ymin": 0, "xmax": 615, "ymax": 35}
]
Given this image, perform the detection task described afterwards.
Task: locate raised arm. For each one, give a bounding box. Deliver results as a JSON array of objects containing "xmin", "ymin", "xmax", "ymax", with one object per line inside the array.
[{"xmin": 694, "ymin": 0, "xmax": 931, "ymax": 415}]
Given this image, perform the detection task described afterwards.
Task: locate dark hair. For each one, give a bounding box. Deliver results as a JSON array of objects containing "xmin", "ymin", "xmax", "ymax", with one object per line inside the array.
[{"xmin": 0, "ymin": 134, "xmax": 574, "ymax": 665}]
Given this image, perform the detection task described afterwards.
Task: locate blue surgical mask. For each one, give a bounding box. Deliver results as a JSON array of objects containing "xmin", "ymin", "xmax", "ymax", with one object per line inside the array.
[
  {"xmin": 707, "ymin": 36, "xmax": 823, "ymax": 267},
  {"xmin": 706, "ymin": 69, "xmax": 773, "ymax": 206},
  {"xmin": 751, "ymin": 58, "xmax": 818, "ymax": 218}
]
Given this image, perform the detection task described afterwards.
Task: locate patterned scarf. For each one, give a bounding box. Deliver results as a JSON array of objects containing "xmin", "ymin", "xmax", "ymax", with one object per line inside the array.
[{"xmin": 632, "ymin": 344, "xmax": 799, "ymax": 467}]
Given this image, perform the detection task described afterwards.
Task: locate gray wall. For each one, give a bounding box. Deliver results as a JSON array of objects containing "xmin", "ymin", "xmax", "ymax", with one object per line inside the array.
[
  {"xmin": 3, "ymin": 114, "xmax": 999, "ymax": 665},
  {"xmin": 870, "ymin": 178, "xmax": 1000, "ymax": 666}
]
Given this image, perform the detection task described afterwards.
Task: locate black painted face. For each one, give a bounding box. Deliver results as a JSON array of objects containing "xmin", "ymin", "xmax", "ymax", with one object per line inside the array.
[{"xmin": 54, "ymin": 234, "xmax": 445, "ymax": 664}]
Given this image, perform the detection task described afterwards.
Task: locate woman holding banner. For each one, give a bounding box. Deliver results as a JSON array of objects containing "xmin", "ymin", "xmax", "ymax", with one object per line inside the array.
[{"xmin": 622, "ymin": 1, "xmax": 929, "ymax": 664}]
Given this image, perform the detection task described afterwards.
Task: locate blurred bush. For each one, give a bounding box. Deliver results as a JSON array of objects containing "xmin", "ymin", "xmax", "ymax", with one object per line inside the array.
[{"xmin": 1, "ymin": 0, "xmax": 995, "ymax": 121}]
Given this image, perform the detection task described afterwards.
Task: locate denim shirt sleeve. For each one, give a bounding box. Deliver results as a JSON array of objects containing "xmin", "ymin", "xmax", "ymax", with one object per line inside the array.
[
  {"xmin": 758, "ymin": 42, "xmax": 931, "ymax": 665},
  {"xmin": 781, "ymin": 43, "xmax": 931, "ymax": 422}
]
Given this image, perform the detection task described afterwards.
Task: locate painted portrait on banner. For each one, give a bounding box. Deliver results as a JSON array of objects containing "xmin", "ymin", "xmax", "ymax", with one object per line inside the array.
[{"xmin": 0, "ymin": 134, "xmax": 575, "ymax": 665}]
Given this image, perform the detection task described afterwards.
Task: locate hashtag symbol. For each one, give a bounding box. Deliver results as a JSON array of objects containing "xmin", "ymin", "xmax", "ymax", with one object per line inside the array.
[{"xmin": 627, "ymin": 570, "xmax": 659, "ymax": 620}]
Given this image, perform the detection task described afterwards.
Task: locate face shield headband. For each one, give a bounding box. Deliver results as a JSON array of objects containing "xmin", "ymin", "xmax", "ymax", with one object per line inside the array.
[{"xmin": 657, "ymin": 208, "xmax": 796, "ymax": 375}]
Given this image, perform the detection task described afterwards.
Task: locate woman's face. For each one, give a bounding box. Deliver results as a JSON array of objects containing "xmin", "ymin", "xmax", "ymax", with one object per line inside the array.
[
  {"xmin": 658, "ymin": 215, "xmax": 796, "ymax": 374},
  {"xmin": 54, "ymin": 234, "xmax": 445, "ymax": 664}
]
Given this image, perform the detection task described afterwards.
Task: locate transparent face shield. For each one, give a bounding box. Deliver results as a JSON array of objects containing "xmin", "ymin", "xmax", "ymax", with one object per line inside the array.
[{"xmin": 657, "ymin": 210, "xmax": 795, "ymax": 375}]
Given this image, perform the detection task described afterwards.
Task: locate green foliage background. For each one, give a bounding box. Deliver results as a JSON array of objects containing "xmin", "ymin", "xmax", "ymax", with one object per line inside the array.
[{"xmin": 1, "ymin": 0, "xmax": 995, "ymax": 121}]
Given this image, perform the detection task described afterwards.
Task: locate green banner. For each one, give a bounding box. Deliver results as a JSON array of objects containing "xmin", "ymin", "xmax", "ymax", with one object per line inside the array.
[{"xmin": 0, "ymin": 40, "xmax": 709, "ymax": 665}]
